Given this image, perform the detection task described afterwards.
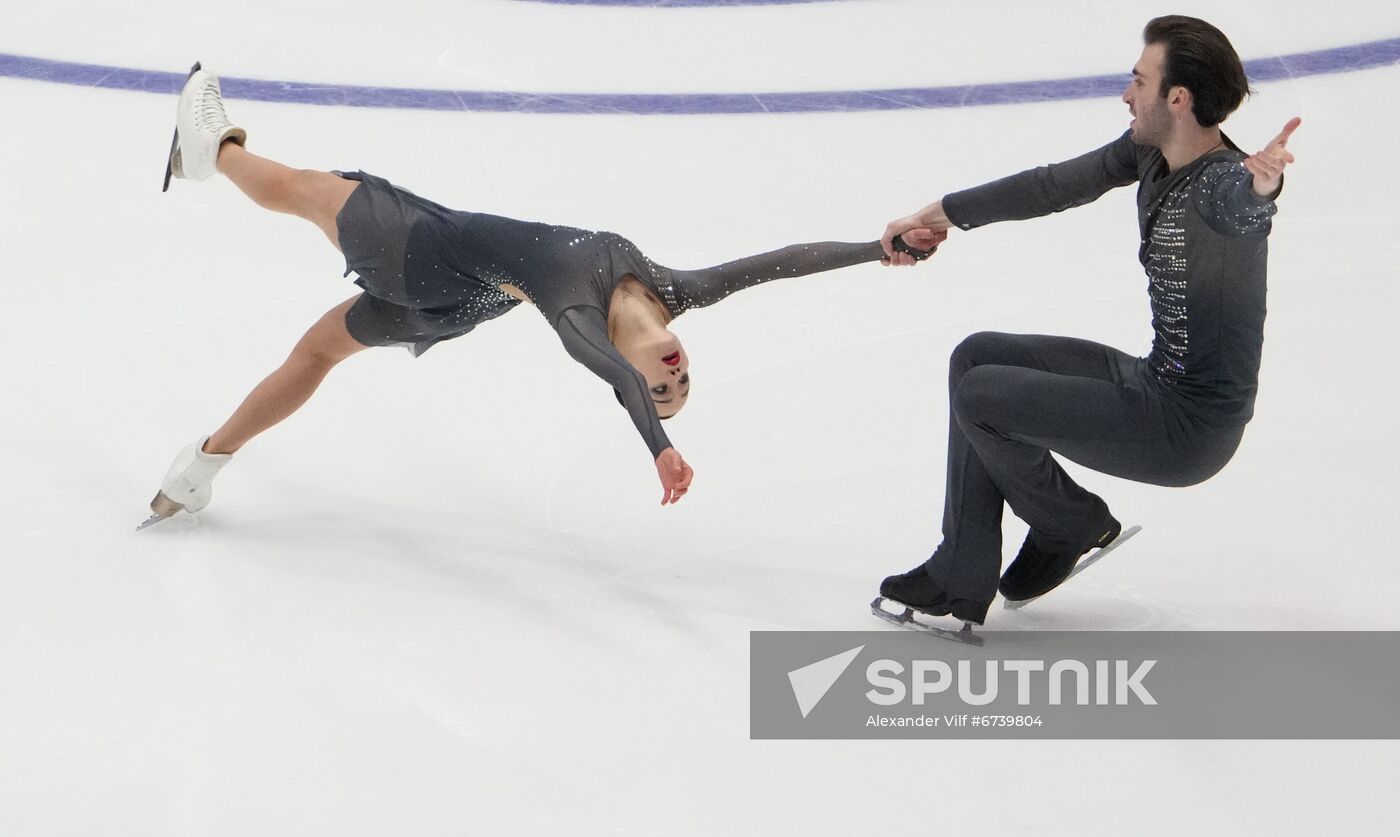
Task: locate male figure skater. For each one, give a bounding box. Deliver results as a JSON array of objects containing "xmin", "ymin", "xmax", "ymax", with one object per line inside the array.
[{"xmin": 876, "ymin": 15, "xmax": 1300, "ymax": 627}]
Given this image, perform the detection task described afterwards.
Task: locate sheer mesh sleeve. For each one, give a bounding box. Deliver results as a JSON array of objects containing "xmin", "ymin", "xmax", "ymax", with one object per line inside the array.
[
  {"xmin": 668, "ymin": 240, "xmax": 889, "ymax": 311},
  {"xmin": 556, "ymin": 306, "xmax": 672, "ymax": 460}
]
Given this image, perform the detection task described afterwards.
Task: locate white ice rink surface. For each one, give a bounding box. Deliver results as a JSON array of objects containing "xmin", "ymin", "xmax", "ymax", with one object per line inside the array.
[{"xmin": 3, "ymin": 1, "xmax": 1399, "ymax": 834}]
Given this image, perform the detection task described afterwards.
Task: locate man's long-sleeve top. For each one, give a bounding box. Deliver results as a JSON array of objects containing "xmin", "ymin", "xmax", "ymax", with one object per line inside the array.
[{"xmin": 941, "ymin": 130, "xmax": 1279, "ymax": 425}]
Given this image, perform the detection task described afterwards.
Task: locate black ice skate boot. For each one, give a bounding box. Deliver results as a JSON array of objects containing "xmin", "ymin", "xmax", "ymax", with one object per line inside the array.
[
  {"xmin": 878, "ymin": 564, "xmax": 991, "ymax": 626},
  {"xmin": 998, "ymin": 514, "xmax": 1122, "ymax": 603}
]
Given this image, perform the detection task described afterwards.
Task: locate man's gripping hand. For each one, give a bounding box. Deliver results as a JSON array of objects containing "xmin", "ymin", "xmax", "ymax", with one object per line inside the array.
[
  {"xmin": 882, "ymin": 201, "xmax": 954, "ymax": 266},
  {"xmin": 883, "ymin": 228, "xmax": 948, "ymax": 265}
]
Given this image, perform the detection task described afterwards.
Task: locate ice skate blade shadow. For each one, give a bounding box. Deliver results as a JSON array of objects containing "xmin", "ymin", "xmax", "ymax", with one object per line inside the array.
[{"xmin": 999, "ymin": 591, "xmax": 1171, "ymax": 631}]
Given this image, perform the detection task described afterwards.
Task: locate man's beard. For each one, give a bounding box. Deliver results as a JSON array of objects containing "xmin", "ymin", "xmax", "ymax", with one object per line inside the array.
[{"xmin": 1133, "ymin": 100, "xmax": 1170, "ymax": 147}]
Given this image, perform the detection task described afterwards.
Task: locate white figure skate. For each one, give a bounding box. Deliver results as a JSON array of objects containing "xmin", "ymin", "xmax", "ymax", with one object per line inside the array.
[
  {"xmin": 137, "ymin": 436, "xmax": 233, "ymax": 530},
  {"xmin": 162, "ymin": 62, "xmax": 246, "ymax": 191}
]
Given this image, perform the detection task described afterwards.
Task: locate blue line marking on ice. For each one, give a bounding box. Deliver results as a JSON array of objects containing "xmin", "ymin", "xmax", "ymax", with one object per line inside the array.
[{"xmin": 1, "ymin": 37, "xmax": 1397, "ymax": 115}]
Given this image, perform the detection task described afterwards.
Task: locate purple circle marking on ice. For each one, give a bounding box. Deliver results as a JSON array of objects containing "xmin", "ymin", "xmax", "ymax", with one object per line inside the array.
[
  {"xmin": 521, "ymin": 1, "xmax": 839, "ymax": 5},
  {"xmin": 0, "ymin": 37, "xmax": 1397, "ymax": 115}
]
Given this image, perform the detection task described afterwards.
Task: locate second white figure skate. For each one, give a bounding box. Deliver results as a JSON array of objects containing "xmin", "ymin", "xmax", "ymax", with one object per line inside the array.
[{"xmin": 137, "ymin": 437, "xmax": 233, "ymax": 530}]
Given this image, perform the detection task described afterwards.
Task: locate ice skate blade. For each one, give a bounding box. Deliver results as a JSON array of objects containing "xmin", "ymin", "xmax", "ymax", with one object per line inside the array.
[
  {"xmin": 137, "ymin": 491, "xmax": 186, "ymax": 531},
  {"xmin": 1002, "ymin": 525, "xmax": 1143, "ymax": 611},
  {"xmin": 136, "ymin": 513, "xmax": 168, "ymax": 531},
  {"xmin": 870, "ymin": 597, "xmax": 984, "ymax": 646},
  {"xmin": 162, "ymin": 60, "xmax": 202, "ymax": 192}
]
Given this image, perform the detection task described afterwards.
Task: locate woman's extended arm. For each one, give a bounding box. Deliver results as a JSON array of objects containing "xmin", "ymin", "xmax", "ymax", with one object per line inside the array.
[
  {"xmin": 555, "ymin": 306, "xmax": 693, "ymax": 504},
  {"xmin": 669, "ymin": 233, "xmax": 940, "ymax": 312}
]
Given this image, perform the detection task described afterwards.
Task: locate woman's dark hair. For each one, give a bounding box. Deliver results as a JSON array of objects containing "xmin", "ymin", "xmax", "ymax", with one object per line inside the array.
[
  {"xmin": 615, "ymin": 388, "xmax": 672, "ymax": 420},
  {"xmin": 1143, "ymin": 16, "xmax": 1250, "ymax": 127}
]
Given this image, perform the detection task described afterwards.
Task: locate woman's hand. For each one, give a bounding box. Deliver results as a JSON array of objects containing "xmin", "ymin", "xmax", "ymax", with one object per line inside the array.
[
  {"xmin": 884, "ymin": 228, "xmax": 952, "ymax": 264},
  {"xmin": 655, "ymin": 448, "xmax": 693, "ymax": 505},
  {"xmin": 881, "ymin": 202, "xmax": 953, "ymax": 265}
]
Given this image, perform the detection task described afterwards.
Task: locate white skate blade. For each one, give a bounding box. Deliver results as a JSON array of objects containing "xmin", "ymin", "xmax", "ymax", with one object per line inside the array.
[
  {"xmin": 135, "ymin": 513, "xmax": 168, "ymax": 532},
  {"xmin": 1002, "ymin": 525, "xmax": 1142, "ymax": 611},
  {"xmin": 162, "ymin": 60, "xmax": 202, "ymax": 192},
  {"xmin": 870, "ymin": 597, "xmax": 985, "ymax": 646}
]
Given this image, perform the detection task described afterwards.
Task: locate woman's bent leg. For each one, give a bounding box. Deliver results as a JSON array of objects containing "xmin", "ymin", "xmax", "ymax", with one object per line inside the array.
[
  {"xmin": 216, "ymin": 143, "xmax": 359, "ymax": 249},
  {"xmin": 204, "ymin": 296, "xmax": 368, "ymax": 454}
]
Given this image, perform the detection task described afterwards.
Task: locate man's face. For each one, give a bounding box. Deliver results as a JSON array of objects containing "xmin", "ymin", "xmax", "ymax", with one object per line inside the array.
[{"xmin": 1123, "ymin": 43, "xmax": 1172, "ymax": 146}]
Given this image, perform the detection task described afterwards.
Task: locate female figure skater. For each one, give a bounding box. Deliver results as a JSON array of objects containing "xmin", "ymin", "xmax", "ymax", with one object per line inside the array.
[{"xmin": 142, "ymin": 68, "xmax": 940, "ymax": 528}]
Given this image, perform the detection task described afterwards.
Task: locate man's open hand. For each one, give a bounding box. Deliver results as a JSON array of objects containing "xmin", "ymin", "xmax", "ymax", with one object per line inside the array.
[{"xmin": 1245, "ymin": 117, "xmax": 1301, "ymax": 197}]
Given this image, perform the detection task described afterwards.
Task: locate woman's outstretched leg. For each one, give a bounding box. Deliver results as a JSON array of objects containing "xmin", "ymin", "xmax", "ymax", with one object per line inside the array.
[
  {"xmin": 170, "ymin": 67, "xmax": 357, "ymax": 249},
  {"xmin": 216, "ymin": 143, "xmax": 358, "ymax": 249},
  {"xmin": 143, "ymin": 297, "xmax": 369, "ymax": 528},
  {"xmin": 205, "ymin": 296, "xmax": 368, "ymax": 454}
]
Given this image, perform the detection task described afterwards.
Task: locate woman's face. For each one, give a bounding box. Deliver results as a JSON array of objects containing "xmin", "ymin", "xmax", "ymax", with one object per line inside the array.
[{"xmin": 622, "ymin": 331, "xmax": 691, "ymax": 418}]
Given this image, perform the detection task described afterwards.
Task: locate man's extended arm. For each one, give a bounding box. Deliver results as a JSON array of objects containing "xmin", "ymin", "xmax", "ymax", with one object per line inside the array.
[
  {"xmin": 1196, "ymin": 161, "xmax": 1279, "ymax": 238},
  {"xmin": 1194, "ymin": 118, "xmax": 1300, "ymax": 239},
  {"xmin": 881, "ymin": 131, "xmax": 1140, "ymax": 259}
]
